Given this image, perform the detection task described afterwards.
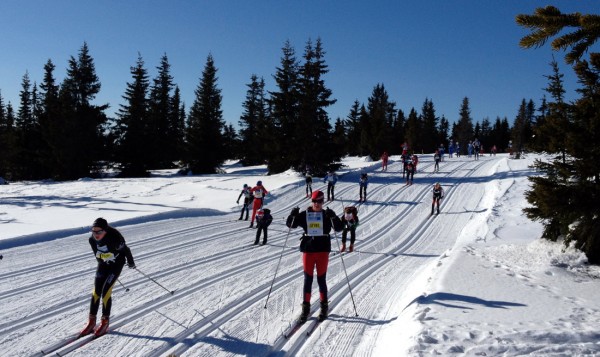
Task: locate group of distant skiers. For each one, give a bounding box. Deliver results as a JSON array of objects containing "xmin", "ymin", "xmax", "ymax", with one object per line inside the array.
[{"xmin": 77, "ymin": 142, "xmax": 455, "ymax": 338}]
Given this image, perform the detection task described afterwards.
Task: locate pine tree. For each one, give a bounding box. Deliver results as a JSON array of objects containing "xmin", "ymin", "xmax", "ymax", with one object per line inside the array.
[
  {"xmin": 519, "ymin": 7, "xmax": 600, "ymax": 263},
  {"xmin": 454, "ymin": 97, "xmax": 474, "ymax": 155},
  {"xmin": 404, "ymin": 108, "xmax": 420, "ymax": 153},
  {"xmin": 148, "ymin": 54, "xmax": 176, "ymax": 168},
  {"xmin": 57, "ymin": 42, "xmax": 108, "ymax": 179},
  {"xmin": 268, "ymin": 40, "xmax": 300, "ymax": 174},
  {"xmin": 345, "ymin": 100, "xmax": 362, "ymax": 156},
  {"xmin": 169, "ymin": 86, "xmax": 186, "ymax": 163},
  {"xmin": 420, "ymin": 98, "xmax": 438, "ymax": 153},
  {"xmin": 1, "ymin": 102, "xmax": 18, "ymax": 180},
  {"xmin": 14, "ymin": 72, "xmax": 47, "ymax": 179},
  {"xmin": 438, "ymin": 115, "xmax": 449, "ymax": 149},
  {"xmin": 295, "ymin": 38, "xmax": 338, "ymax": 174},
  {"xmin": 331, "ymin": 117, "xmax": 347, "ymax": 159},
  {"xmin": 114, "ymin": 53, "xmax": 151, "ymax": 177},
  {"xmin": 517, "ymin": 6, "xmax": 600, "ymax": 65},
  {"xmin": 239, "ymin": 74, "xmax": 269, "ymax": 165},
  {"xmin": 185, "ymin": 54, "xmax": 226, "ymax": 174},
  {"xmin": 38, "ymin": 59, "xmax": 62, "ymax": 179},
  {"xmin": 392, "ymin": 109, "xmax": 406, "ymax": 155},
  {"xmin": 0, "ymin": 91, "xmax": 8, "ymax": 177},
  {"xmin": 364, "ymin": 84, "xmax": 396, "ymax": 159}
]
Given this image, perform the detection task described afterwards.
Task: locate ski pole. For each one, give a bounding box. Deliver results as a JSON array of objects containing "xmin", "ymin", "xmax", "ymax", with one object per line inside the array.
[
  {"xmin": 117, "ymin": 278, "xmax": 130, "ymax": 292},
  {"xmin": 264, "ymin": 214, "xmax": 296, "ymax": 309},
  {"xmin": 135, "ymin": 268, "xmax": 175, "ymax": 295},
  {"xmin": 331, "ymin": 218, "xmax": 359, "ymax": 317}
]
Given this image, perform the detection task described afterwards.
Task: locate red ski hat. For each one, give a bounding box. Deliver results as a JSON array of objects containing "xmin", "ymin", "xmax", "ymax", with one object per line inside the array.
[{"xmin": 311, "ymin": 190, "xmax": 324, "ymax": 201}]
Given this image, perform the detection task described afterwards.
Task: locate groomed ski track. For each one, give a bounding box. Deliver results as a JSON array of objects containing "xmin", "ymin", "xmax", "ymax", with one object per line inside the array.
[{"xmin": 0, "ymin": 154, "xmax": 504, "ymax": 356}]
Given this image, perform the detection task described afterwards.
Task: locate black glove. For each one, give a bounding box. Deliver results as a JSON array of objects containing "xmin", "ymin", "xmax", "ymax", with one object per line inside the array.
[{"xmin": 291, "ymin": 207, "xmax": 300, "ymax": 217}]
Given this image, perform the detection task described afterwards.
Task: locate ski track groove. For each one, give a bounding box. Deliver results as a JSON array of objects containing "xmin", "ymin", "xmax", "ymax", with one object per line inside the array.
[{"xmin": 0, "ymin": 156, "xmax": 497, "ymax": 356}]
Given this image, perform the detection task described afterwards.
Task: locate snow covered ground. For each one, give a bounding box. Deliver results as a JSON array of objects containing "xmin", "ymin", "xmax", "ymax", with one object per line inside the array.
[{"xmin": 0, "ymin": 153, "xmax": 599, "ymax": 356}]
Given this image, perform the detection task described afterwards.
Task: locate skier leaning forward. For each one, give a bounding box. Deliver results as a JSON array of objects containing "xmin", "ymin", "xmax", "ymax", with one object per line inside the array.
[
  {"xmin": 81, "ymin": 218, "xmax": 136, "ymax": 337},
  {"xmin": 286, "ymin": 190, "xmax": 343, "ymax": 322}
]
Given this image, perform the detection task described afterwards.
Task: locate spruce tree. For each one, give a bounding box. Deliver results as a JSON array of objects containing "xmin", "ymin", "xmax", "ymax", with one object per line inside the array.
[
  {"xmin": 364, "ymin": 83, "xmax": 396, "ymax": 159},
  {"xmin": 420, "ymin": 98, "xmax": 438, "ymax": 153},
  {"xmin": 404, "ymin": 108, "xmax": 420, "ymax": 153},
  {"xmin": 1, "ymin": 103, "xmax": 18, "ymax": 180},
  {"xmin": 38, "ymin": 60, "xmax": 61, "ymax": 178},
  {"xmin": 438, "ymin": 115, "xmax": 449, "ymax": 149},
  {"xmin": 519, "ymin": 7, "xmax": 600, "ymax": 263},
  {"xmin": 454, "ymin": 97, "xmax": 474, "ymax": 155},
  {"xmin": 0, "ymin": 91, "xmax": 8, "ymax": 177},
  {"xmin": 345, "ymin": 100, "xmax": 362, "ymax": 156},
  {"xmin": 268, "ymin": 40, "xmax": 300, "ymax": 174},
  {"xmin": 57, "ymin": 42, "xmax": 108, "ymax": 179},
  {"xmin": 185, "ymin": 54, "xmax": 226, "ymax": 174},
  {"xmin": 148, "ymin": 54, "xmax": 176, "ymax": 168},
  {"xmin": 239, "ymin": 74, "xmax": 269, "ymax": 165},
  {"xmin": 114, "ymin": 53, "xmax": 151, "ymax": 177},
  {"xmin": 295, "ymin": 38, "xmax": 338, "ymax": 174},
  {"xmin": 169, "ymin": 86, "xmax": 186, "ymax": 164}
]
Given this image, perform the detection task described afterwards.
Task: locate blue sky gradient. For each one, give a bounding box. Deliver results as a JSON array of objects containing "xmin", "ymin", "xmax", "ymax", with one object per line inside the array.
[{"xmin": 1, "ymin": 1, "xmax": 598, "ymax": 127}]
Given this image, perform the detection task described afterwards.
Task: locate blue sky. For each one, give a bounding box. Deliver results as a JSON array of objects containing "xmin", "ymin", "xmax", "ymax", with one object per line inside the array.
[{"xmin": 1, "ymin": 1, "xmax": 598, "ymax": 128}]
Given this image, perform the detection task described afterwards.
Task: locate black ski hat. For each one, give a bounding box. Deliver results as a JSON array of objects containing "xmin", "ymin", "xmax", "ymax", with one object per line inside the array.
[{"xmin": 92, "ymin": 217, "xmax": 108, "ymax": 229}]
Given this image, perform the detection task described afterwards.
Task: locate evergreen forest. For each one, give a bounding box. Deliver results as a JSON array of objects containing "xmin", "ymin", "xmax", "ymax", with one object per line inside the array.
[
  {"xmin": 0, "ymin": 8, "xmax": 597, "ymax": 261},
  {"xmin": 1, "ymin": 37, "xmax": 523, "ymax": 181}
]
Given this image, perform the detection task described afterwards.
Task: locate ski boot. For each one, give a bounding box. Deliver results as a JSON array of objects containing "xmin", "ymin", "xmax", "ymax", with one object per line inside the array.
[
  {"xmin": 249, "ymin": 222, "xmax": 254, "ymax": 228},
  {"xmin": 79, "ymin": 314, "xmax": 96, "ymax": 337},
  {"xmin": 299, "ymin": 302, "xmax": 311, "ymax": 323},
  {"xmin": 340, "ymin": 243, "xmax": 346, "ymax": 253},
  {"xmin": 262, "ymin": 239, "xmax": 267, "ymax": 245},
  {"xmin": 349, "ymin": 244, "xmax": 354, "ymax": 252},
  {"xmin": 94, "ymin": 316, "xmax": 109, "ymax": 337},
  {"xmin": 318, "ymin": 301, "xmax": 329, "ymax": 321},
  {"xmin": 253, "ymin": 239, "xmax": 259, "ymax": 245}
]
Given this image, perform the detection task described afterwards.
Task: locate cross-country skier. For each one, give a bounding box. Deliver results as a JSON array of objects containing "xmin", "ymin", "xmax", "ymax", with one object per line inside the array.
[
  {"xmin": 432, "ymin": 182, "xmax": 444, "ymax": 215},
  {"xmin": 249, "ymin": 181, "xmax": 268, "ymax": 228},
  {"xmin": 305, "ymin": 172, "xmax": 313, "ymax": 198},
  {"xmin": 340, "ymin": 206, "xmax": 359, "ymax": 252},
  {"xmin": 380, "ymin": 151, "xmax": 389, "ymax": 171},
  {"xmin": 80, "ymin": 218, "xmax": 135, "ymax": 337},
  {"xmin": 434, "ymin": 150, "xmax": 441, "ymax": 172},
  {"xmin": 406, "ymin": 160, "xmax": 415, "ymax": 185},
  {"xmin": 323, "ymin": 170, "xmax": 338, "ymax": 201},
  {"xmin": 254, "ymin": 208, "xmax": 273, "ymax": 245},
  {"xmin": 359, "ymin": 171, "xmax": 368, "ymax": 202},
  {"xmin": 236, "ymin": 184, "xmax": 252, "ymax": 220},
  {"xmin": 412, "ymin": 154, "xmax": 419, "ymax": 172},
  {"xmin": 286, "ymin": 190, "xmax": 343, "ymax": 322}
]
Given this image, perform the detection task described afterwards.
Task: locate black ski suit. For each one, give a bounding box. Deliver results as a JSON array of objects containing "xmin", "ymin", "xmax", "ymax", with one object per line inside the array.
[{"xmin": 88, "ymin": 227, "xmax": 135, "ymax": 318}]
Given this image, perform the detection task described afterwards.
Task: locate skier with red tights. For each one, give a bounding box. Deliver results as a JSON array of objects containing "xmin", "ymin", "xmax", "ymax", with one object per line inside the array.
[{"xmin": 286, "ymin": 190, "xmax": 343, "ymax": 322}]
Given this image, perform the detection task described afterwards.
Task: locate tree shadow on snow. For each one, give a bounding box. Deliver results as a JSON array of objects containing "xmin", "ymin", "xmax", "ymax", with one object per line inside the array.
[{"xmin": 407, "ymin": 292, "xmax": 527, "ymax": 310}]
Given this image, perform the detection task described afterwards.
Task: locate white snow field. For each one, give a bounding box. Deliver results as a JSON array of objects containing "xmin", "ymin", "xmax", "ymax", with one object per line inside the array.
[{"xmin": 0, "ymin": 153, "xmax": 599, "ymax": 356}]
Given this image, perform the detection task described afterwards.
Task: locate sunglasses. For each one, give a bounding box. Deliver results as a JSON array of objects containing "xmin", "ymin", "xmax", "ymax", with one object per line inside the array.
[
  {"xmin": 91, "ymin": 229, "xmax": 105, "ymax": 234},
  {"xmin": 312, "ymin": 199, "xmax": 324, "ymax": 204}
]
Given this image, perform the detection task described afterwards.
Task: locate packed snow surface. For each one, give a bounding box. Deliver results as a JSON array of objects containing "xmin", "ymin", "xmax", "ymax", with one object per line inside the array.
[{"xmin": 0, "ymin": 153, "xmax": 598, "ymax": 356}]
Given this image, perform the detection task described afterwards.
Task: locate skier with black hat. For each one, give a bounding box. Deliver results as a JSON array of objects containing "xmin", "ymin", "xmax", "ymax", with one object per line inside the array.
[{"xmin": 80, "ymin": 218, "xmax": 135, "ymax": 337}]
